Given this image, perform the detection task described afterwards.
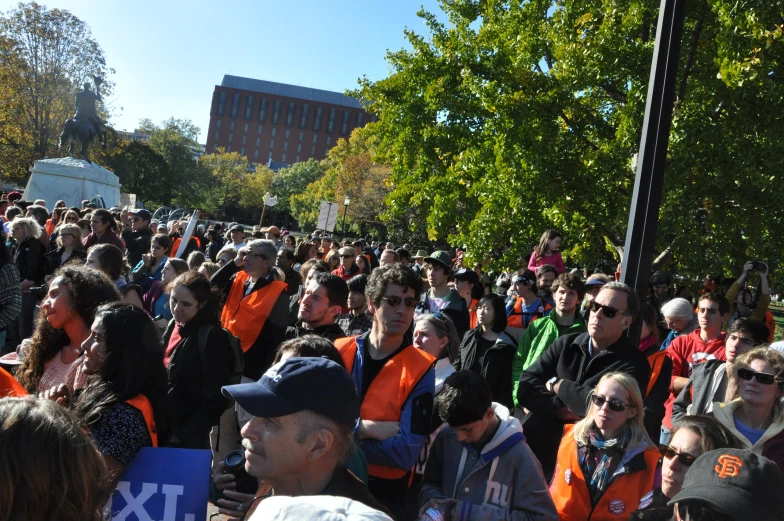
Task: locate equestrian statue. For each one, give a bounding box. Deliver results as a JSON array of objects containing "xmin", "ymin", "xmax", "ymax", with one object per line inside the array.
[{"xmin": 59, "ymin": 75, "xmax": 106, "ymax": 161}]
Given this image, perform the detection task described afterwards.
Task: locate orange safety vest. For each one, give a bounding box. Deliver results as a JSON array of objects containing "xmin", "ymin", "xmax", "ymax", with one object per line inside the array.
[
  {"xmin": 220, "ymin": 272, "xmax": 288, "ymax": 352},
  {"xmin": 0, "ymin": 367, "xmax": 28, "ymax": 398},
  {"xmin": 334, "ymin": 336, "xmax": 435, "ymax": 480},
  {"xmin": 550, "ymin": 426, "xmax": 659, "ymax": 520},
  {"xmin": 645, "ymin": 350, "xmax": 669, "ymax": 398},
  {"xmin": 125, "ymin": 394, "xmax": 158, "ymax": 447},
  {"xmin": 468, "ymin": 298, "xmax": 479, "ymax": 329},
  {"xmin": 507, "ymin": 297, "xmax": 552, "ymax": 329}
]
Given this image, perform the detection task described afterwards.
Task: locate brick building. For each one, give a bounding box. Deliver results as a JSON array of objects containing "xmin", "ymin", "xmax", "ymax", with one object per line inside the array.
[{"xmin": 205, "ymin": 75, "xmax": 373, "ymax": 166}]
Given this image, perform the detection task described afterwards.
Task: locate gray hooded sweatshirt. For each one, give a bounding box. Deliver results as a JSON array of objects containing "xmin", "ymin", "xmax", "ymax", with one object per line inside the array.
[{"xmin": 419, "ymin": 403, "xmax": 557, "ymax": 521}]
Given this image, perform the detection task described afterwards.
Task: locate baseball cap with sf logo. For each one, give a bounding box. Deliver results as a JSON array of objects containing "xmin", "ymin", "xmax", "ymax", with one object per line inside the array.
[{"xmin": 668, "ymin": 448, "xmax": 784, "ymax": 520}]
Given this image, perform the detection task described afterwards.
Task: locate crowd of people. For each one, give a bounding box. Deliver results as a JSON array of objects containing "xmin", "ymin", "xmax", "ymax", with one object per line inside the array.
[{"xmin": 1, "ymin": 193, "xmax": 783, "ymax": 521}]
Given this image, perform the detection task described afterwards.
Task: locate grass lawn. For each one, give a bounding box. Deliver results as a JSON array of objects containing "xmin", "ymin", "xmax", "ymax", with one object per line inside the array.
[{"xmin": 774, "ymin": 313, "xmax": 784, "ymax": 342}]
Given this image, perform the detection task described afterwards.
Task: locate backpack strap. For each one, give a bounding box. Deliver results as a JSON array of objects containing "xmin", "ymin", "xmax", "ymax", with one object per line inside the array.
[{"xmin": 197, "ymin": 323, "xmax": 215, "ymax": 355}]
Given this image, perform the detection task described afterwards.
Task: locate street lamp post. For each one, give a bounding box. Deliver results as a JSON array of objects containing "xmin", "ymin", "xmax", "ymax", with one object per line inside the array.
[{"xmin": 342, "ymin": 195, "xmax": 350, "ymax": 238}]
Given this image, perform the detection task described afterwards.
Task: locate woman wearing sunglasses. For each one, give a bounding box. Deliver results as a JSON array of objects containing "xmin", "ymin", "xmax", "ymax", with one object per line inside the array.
[
  {"xmin": 629, "ymin": 415, "xmax": 737, "ymax": 520},
  {"xmin": 550, "ymin": 372, "xmax": 659, "ymax": 521},
  {"xmin": 711, "ymin": 347, "xmax": 784, "ymax": 471}
]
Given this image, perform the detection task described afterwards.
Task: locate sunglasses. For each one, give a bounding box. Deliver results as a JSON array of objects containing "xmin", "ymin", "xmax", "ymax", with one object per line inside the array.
[
  {"xmin": 588, "ymin": 300, "xmax": 628, "ymax": 319},
  {"xmin": 380, "ymin": 296, "xmax": 418, "ymax": 309},
  {"xmin": 591, "ymin": 394, "xmax": 633, "ymax": 412},
  {"xmin": 737, "ymin": 368, "xmax": 780, "ymax": 385},
  {"xmin": 664, "ymin": 446, "xmax": 697, "ymax": 466},
  {"xmin": 339, "ymin": 254, "xmax": 355, "ymax": 258},
  {"xmin": 217, "ymin": 258, "xmax": 229, "ymax": 264},
  {"xmin": 677, "ymin": 503, "xmax": 732, "ymax": 521}
]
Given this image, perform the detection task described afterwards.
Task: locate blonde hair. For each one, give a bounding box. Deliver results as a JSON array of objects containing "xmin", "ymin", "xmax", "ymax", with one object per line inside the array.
[
  {"xmin": 55, "ymin": 223, "xmax": 84, "ymax": 250},
  {"xmin": 572, "ymin": 372, "xmax": 654, "ymax": 449},
  {"xmin": 324, "ymin": 249, "xmax": 340, "ymax": 267},
  {"xmin": 733, "ymin": 347, "xmax": 784, "ymax": 420},
  {"xmin": 11, "ymin": 217, "xmax": 42, "ymax": 240}
]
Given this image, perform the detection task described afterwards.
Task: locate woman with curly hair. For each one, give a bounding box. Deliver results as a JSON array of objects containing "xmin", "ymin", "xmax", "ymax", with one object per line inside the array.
[
  {"xmin": 43, "ymin": 303, "xmax": 174, "ymax": 483},
  {"xmin": 15, "ymin": 266, "xmax": 119, "ymax": 394},
  {"xmin": 0, "ymin": 397, "xmax": 112, "ymax": 521}
]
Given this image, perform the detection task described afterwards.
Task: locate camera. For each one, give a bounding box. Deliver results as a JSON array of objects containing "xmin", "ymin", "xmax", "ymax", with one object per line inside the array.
[
  {"xmin": 28, "ymin": 286, "xmax": 48, "ymax": 299},
  {"xmin": 751, "ymin": 260, "xmax": 768, "ymax": 272},
  {"xmin": 223, "ymin": 450, "xmax": 258, "ymax": 495}
]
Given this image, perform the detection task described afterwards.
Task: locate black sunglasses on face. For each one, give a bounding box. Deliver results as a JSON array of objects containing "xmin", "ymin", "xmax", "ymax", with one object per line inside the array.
[
  {"xmin": 591, "ymin": 394, "xmax": 633, "ymax": 412},
  {"xmin": 588, "ymin": 300, "xmax": 627, "ymax": 318},
  {"xmin": 737, "ymin": 367, "xmax": 780, "ymax": 385},
  {"xmin": 664, "ymin": 447, "xmax": 697, "ymax": 466},
  {"xmin": 339, "ymin": 254, "xmax": 354, "ymax": 258},
  {"xmin": 677, "ymin": 502, "xmax": 732, "ymax": 521},
  {"xmin": 380, "ymin": 296, "xmax": 418, "ymax": 309}
]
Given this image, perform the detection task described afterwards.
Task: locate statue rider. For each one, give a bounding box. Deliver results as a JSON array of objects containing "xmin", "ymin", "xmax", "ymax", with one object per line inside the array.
[{"xmin": 74, "ymin": 81, "xmax": 104, "ymax": 136}]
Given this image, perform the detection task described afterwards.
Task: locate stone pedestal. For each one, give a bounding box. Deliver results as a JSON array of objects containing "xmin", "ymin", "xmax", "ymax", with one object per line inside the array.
[{"xmin": 24, "ymin": 157, "xmax": 121, "ymax": 208}]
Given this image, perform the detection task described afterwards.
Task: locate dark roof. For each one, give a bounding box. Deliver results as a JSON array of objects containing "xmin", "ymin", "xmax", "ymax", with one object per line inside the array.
[
  {"xmin": 221, "ymin": 75, "xmax": 364, "ymax": 110},
  {"xmin": 266, "ymin": 159, "xmax": 289, "ymax": 172}
]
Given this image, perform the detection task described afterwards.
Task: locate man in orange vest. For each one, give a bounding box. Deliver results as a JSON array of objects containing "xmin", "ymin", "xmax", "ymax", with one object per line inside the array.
[
  {"xmin": 211, "ymin": 239, "xmax": 289, "ymax": 386},
  {"xmin": 335, "ymin": 263, "xmax": 436, "ymax": 520}
]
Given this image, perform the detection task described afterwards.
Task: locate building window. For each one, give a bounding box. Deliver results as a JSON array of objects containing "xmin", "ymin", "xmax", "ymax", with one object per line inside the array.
[
  {"xmin": 311, "ymin": 146, "xmax": 316, "ymax": 155},
  {"xmin": 240, "ymin": 147, "xmax": 245, "ymax": 155},
  {"xmin": 312, "ymin": 134, "xmax": 317, "ymax": 143},
  {"xmin": 296, "ymin": 156, "xmax": 300, "ymax": 162},
  {"xmin": 270, "ymin": 139, "xmax": 274, "ymax": 148},
  {"xmin": 227, "ymin": 145, "xmax": 232, "ymax": 152},
  {"xmin": 355, "ymin": 112, "xmax": 364, "ymax": 127},
  {"xmin": 269, "ymin": 152, "xmax": 273, "ymax": 160},
  {"xmin": 244, "ymin": 123, "xmax": 248, "ymax": 132},
  {"xmin": 242, "ymin": 136, "xmax": 246, "ymax": 144},
  {"xmin": 256, "ymin": 137, "xmax": 260, "ymax": 146},
  {"xmin": 216, "ymin": 120, "xmax": 221, "ymax": 129},
  {"xmin": 213, "ymin": 143, "xmax": 217, "ymax": 151},
  {"xmin": 299, "ymin": 104, "xmax": 309, "ymax": 128},
  {"xmin": 285, "ymin": 129, "xmax": 290, "ymax": 139},
  {"xmin": 258, "ymin": 98, "xmax": 268, "ymax": 122},
  {"xmin": 340, "ymin": 110, "xmax": 350, "ymax": 136},
  {"xmin": 327, "ymin": 108, "xmax": 336, "ymax": 133},
  {"xmin": 230, "ymin": 121, "xmax": 235, "ymax": 131},
  {"xmin": 282, "ymin": 154, "xmax": 286, "ymax": 162},
  {"xmin": 297, "ymin": 143, "xmax": 302, "ymax": 153},
  {"xmin": 325, "ymin": 148, "xmax": 329, "ymax": 156},
  {"xmin": 283, "ymin": 142, "xmax": 288, "ymax": 151},
  {"xmin": 244, "ymin": 96, "xmax": 254, "ymax": 120},
  {"xmin": 254, "ymin": 150, "xmax": 259, "ymax": 159},
  {"xmin": 286, "ymin": 102, "xmax": 296, "ymax": 126},
  {"xmin": 299, "ymin": 132, "xmax": 303, "ymax": 141},
  {"xmin": 313, "ymin": 106, "xmax": 323, "ymax": 131},
  {"xmin": 326, "ymin": 136, "xmax": 331, "ymax": 145},
  {"xmin": 257, "ymin": 125, "xmax": 262, "ymax": 134},
  {"xmin": 216, "ymin": 91, "xmax": 227, "ymax": 116},
  {"xmin": 214, "ymin": 131, "xmax": 219, "ymax": 140},
  {"xmin": 271, "ymin": 128, "xmax": 276, "ymax": 137},
  {"xmin": 228, "ymin": 133, "xmax": 233, "ymax": 142},
  {"xmin": 272, "ymin": 100, "xmax": 282, "ymax": 124},
  {"xmin": 230, "ymin": 93, "xmax": 241, "ymax": 118}
]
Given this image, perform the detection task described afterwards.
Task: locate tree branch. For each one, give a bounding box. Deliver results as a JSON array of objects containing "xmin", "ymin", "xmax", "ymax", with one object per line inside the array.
[
  {"xmin": 677, "ymin": 0, "xmax": 708, "ymax": 103},
  {"xmin": 559, "ymin": 110, "xmax": 599, "ymax": 151}
]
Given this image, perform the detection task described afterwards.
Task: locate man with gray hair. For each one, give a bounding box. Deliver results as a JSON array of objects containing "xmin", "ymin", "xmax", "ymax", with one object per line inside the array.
[
  {"xmin": 211, "ymin": 239, "xmax": 290, "ymax": 381},
  {"xmin": 516, "ymin": 282, "xmax": 651, "ymax": 480},
  {"xmin": 660, "ymin": 297, "xmax": 699, "ymax": 350}
]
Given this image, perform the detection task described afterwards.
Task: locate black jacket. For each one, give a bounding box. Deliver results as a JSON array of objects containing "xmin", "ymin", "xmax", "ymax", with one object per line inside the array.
[
  {"xmin": 517, "ymin": 331, "xmax": 650, "ymax": 479},
  {"xmin": 122, "ymin": 227, "xmax": 154, "ymax": 267},
  {"xmin": 163, "ymin": 317, "xmax": 233, "ymax": 437},
  {"xmin": 211, "ymin": 261, "xmax": 290, "ymax": 380},
  {"xmin": 285, "ymin": 321, "xmax": 345, "ymax": 341},
  {"xmin": 13, "ymin": 237, "xmax": 46, "ymax": 284},
  {"xmin": 455, "ymin": 328, "xmax": 517, "ymax": 410},
  {"xmin": 45, "ymin": 248, "xmax": 86, "ymax": 277}
]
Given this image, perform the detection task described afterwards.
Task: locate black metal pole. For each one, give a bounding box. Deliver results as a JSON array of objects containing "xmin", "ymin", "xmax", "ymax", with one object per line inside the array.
[
  {"xmin": 621, "ymin": 0, "xmax": 688, "ymax": 345},
  {"xmin": 342, "ymin": 203, "xmax": 349, "ymax": 238}
]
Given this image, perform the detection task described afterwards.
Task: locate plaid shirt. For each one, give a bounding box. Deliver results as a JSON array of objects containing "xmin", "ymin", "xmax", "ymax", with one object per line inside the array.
[{"xmin": 336, "ymin": 312, "xmax": 373, "ymax": 337}]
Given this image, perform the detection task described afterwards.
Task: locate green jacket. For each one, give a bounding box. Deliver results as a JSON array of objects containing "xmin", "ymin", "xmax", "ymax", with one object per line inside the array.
[{"xmin": 512, "ymin": 314, "xmax": 586, "ymax": 406}]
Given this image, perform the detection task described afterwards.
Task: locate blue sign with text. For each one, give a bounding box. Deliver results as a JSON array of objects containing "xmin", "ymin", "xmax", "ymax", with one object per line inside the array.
[{"xmin": 111, "ymin": 447, "xmax": 211, "ymax": 521}]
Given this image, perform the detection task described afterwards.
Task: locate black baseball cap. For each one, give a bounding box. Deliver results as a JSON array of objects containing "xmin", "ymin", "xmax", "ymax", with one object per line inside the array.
[
  {"xmin": 129, "ymin": 209, "xmax": 151, "ymax": 221},
  {"xmin": 668, "ymin": 448, "xmax": 784, "ymax": 520},
  {"xmin": 453, "ymin": 268, "xmax": 480, "ymax": 286},
  {"xmin": 229, "ymin": 224, "xmax": 245, "ymax": 234},
  {"xmin": 222, "ymin": 357, "xmax": 360, "ymax": 427}
]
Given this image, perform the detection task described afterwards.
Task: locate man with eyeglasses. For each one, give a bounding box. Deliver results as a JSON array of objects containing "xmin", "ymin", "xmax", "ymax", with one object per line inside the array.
[
  {"xmin": 672, "ymin": 318, "xmax": 769, "ymax": 423},
  {"xmin": 661, "ymin": 292, "xmax": 730, "ymax": 446},
  {"xmin": 516, "ymin": 282, "xmax": 650, "ymax": 480},
  {"xmin": 334, "ymin": 264, "xmax": 436, "ymax": 520},
  {"xmin": 119, "ymin": 208, "xmax": 153, "ymax": 267},
  {"xmin": 211, "ymin": 239, "xmax": 290, "ymax": 389},
  {"xmin": 333, "ymin": 246, "xmax": 359, "ymax": 281}
]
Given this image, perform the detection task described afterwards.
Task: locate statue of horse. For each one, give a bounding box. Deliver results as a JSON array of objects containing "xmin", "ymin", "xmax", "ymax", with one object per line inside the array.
[{"xmin": 59, "ymin": 118, "xmax": 104, "ymax": 162}]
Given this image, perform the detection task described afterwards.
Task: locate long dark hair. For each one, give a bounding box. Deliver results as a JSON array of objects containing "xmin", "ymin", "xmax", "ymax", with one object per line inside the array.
[
  {"xmin": 534, "ymin": 229, "xmax": 561, "ymax": 260},
  {"xmin": 74, "ymin": 303, "xmax": 173, "ymax": 446},
  {"xmin": 16, "ymin": 266, "xmax": 120, "ymax": 393},
  {"xmin": 170, "ymin": 271, "xmax": 220, "ymax": 326}
]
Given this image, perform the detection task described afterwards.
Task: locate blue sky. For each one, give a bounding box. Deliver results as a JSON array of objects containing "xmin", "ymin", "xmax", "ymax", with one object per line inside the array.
[{"xmin": 0, "ymin": 0, "xmax": 444, "ymax": 141}]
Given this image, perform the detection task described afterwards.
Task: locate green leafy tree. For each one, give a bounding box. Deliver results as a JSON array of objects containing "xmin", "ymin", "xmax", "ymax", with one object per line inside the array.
[
  {"xmin": 271, "ymin": 159, "xmax": 328, "ymax": 214},
  {"xmin": 0, "ymin": 1, "xmax": 114, "ymax": 177},
  {"xmin": 200, "ymin": 148, "xmax": 249, "ymax": 216},
  {"xmin": 356, "ymin": 0, "xmax": 784, "ymax": 286},
  {"xmin": 240, "ymin": 166, "xmax": 275, "ymax": 211},
  {"xmin": 97, "ymin": 133, "xmax": 171, "ymax": 208}
]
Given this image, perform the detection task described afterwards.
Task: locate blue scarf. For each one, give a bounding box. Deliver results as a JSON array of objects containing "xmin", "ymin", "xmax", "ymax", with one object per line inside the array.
[{"xmin": 578, "ymin": 427, "xmax": 631, "ymax": 502}]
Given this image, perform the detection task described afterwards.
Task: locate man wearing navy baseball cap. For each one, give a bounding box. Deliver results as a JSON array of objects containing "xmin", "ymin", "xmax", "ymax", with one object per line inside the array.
[{"xmin": 221, "ymin": 357, "xmax": 391, "ymax": 518}]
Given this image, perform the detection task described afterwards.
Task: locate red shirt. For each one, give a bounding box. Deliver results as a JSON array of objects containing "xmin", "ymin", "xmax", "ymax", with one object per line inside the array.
[
  {"xmin": 164, "ymin": 325, "xmax": 182, "ymax": 367},
  {"xmin": 663, "ymin": 329, "xmax": 726, "ymax": 428}
]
